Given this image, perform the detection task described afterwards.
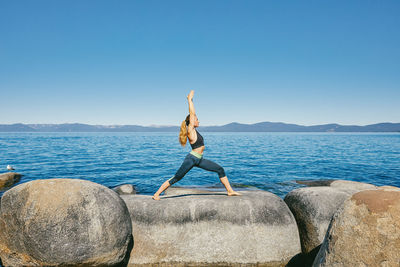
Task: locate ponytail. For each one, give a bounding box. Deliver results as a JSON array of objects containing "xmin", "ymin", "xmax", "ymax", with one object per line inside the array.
[
  {"xmin": 179, "ymin": 114, "xmax": 191, "ymax": 146},
  {"xmin": 179, "ymin": 120, "xmax": 188, "ymax": 146}
]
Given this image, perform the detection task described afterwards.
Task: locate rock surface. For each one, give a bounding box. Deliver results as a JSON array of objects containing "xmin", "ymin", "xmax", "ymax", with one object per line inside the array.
[
  {"xmin": 0, "ymin": 172, "xmax": 21, "ymax": 189},
  {"xmin": 328, "ymin": 179, "xmax": 377, "ymax": 194},
  {"xmin": 284, "ymin": 187, "xmax": 350, "ymax": 254},
  {"xmin": 313, "ymin": 189, "xmax": 400, "ymax": 266},
  {"xmin": 379, "ymin": 185, "xmax": 400, "ymax": 191},
  {"xmin": 164, "ymin": 186, "xmax": 219, "ymax": 196},
  {"xmin": 122, "ymin": 189, "xmax": 301, "ymax": 266},
  {"xmin": 0, "ymin": 178, "xmax": 133, "ymax": 266},
  {"xmin": 113, "ymin": 184, "xmax": 137, "ymax": 195},
  {"xmin": 296, "ymin": 179, "xmax": 377, "ymax": 191},
  {"xmin": 284, "ymin": 180, "xmax": 377, "ymax": 264}
]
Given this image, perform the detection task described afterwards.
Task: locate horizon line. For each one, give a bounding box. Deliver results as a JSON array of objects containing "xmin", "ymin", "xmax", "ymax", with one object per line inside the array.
[{"xmin": 1, "ymin": 121, "xmax": 399, "ymax": 127}]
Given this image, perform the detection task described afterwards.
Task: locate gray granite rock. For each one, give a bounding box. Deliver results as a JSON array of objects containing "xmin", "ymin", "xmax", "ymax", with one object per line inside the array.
[
  {"xmin": 0, "ymin": 172, "xmax": 21, "ymax": 189},
  {"xmin": 284, "ymin": 179, "xmax": 377, "ymax": 263},
  {"xmin": 121, "ymin": 190, "xmax": 301, "ymax": 266},
  {"xmin": 313, "ymin": 189, "xmax": 400, "ymax": 266},
  {"xmin": 0, "ymin": 178, "xmax": 133, "ymax": 266},
  {"xmin": 113, "ymin": 184, "xmax": 137, "ymax": 195},
  {"xmin": 284, "ymin": 187, "xmax": 350, "ymax": 254}
]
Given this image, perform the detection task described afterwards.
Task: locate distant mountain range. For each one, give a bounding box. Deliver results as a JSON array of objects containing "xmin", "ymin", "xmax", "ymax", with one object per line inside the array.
[{"xmin": 0, "ymin": 122, "xmax": 399, "ymax": 132}]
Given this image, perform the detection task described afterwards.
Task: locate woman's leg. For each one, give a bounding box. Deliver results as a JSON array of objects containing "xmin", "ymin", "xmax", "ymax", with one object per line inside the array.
[
  {"xmin": 197, "ymin": 158, "xmax": 241, "ymax": 196},
  {"xmin": 152, "ymin": 154, "xmax": 196, "ymax": 200},
  {"xmin": 152, "ymin": 180, "xmax": 171, "ymax": 200}
]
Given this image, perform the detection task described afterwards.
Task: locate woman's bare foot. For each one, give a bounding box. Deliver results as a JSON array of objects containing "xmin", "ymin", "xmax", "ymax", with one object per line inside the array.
[
  {"xmin": 227, "ymin": 191, "xmax": 242, "ymax": 196},
  {"xmin": 152, "ymin": 194, "xmax": 160, "ymax": 200}
]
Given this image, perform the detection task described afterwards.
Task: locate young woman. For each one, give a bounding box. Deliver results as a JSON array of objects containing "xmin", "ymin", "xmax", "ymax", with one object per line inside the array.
[{"xmin": 152, "ymin": 90, "xmax": 241, "ymax": 200}]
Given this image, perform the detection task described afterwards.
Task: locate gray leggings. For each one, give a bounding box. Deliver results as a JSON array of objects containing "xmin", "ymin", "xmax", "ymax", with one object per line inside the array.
[{"xmin": 168, "ymin": 152, "xmax": 226, "ymax": 185}]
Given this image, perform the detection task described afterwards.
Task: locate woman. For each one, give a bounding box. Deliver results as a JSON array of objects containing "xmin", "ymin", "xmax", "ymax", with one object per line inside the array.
[{"xmin": 152, "ymin": 90, "xmax": 241, "ymax": 200}]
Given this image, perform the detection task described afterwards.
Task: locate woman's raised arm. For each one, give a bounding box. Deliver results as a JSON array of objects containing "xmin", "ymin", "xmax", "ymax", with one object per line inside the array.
[
  {"xmin": 186, "ymin": 90, "xmax": 196, "ymax": 129},
  {"xmin": 187, "ymin": 90, "xmax": 196, "ymax": 119}
]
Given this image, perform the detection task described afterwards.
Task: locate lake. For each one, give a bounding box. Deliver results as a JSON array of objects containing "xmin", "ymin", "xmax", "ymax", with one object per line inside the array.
[{"xmin": 1, "ymin": 132, "xmax": 399, "ymax": 198}]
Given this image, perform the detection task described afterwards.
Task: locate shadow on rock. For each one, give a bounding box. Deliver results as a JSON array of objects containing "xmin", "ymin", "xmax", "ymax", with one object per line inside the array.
[
  {"xmin": 162, "ymin": 193, "xmax": 227, "ymax": 199},
  {"xmin": 286, "ymin": 245, "xmax": 321, "ymax": 267},
  {"xmin": 115, "ymin": 234, "xmax": 134, "ymax": 267}
]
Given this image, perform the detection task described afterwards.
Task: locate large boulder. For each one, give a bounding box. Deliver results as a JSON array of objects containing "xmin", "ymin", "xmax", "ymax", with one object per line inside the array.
[
  {"xmin": 284, "ymin": 180, "xmax": 377, "ymax": 264},
  {"xmin": 313, "ymin": 189, "xmax": 400, "ymax": 266},
  {"xmin": 0, "ymin": 172, "xmax": 21, "ymax": 189},
  {"xmin": 284, "ymin": 187, "xmax": 350, "ymax": 254},
  {"xmin": 0, "ymin": 178, "xmax": 133, "ymax": 266},
  {"xmin": 121, "ymin": 189, "xmax": 301, "ymax": 266}
]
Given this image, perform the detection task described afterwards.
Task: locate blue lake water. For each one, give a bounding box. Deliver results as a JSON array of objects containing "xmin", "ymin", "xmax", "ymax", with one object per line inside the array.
[{"xmin": 1, "ymin": 132, "xmax": 399, "ymax": 198}]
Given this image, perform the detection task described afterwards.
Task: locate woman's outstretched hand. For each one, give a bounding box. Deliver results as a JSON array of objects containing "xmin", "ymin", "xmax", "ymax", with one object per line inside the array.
[{"xmin": 187, "ymin": 90, "xmax": 194, "ymax": 101}]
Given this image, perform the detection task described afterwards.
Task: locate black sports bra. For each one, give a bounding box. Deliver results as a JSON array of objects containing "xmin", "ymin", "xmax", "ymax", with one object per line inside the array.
[{"xmin": 190, "ymin": 129, "xmax": 204, "ymax": 149}]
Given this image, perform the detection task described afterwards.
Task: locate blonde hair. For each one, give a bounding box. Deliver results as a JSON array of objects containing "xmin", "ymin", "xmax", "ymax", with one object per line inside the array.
[{"xmin": 179, "ymin": 115, "xmax": 190, "ymax": 146}]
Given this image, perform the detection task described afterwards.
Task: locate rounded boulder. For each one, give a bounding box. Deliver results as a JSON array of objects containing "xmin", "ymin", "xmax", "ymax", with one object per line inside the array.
[
  {"xmin": 313, "ymin": 189, "xmax": 400, "ymax": 266},
  {"xmin": 0, "ymin": 178, "xmax": 133, "ymax": 266},
  {"xmin": 122, "ymin": 190, "xmax": 301, "ymax": 265},
  {"xmin": 284, "ymin": 180, "xmax": 377, "ymax": 255},
  {"xmin": 284, "ymin": 187, "xmax": 351, "ymax": 255}
]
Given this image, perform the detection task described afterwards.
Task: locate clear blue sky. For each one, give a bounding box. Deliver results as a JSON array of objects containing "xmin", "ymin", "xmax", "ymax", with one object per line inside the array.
[{"xmin": 1, "ymin": 0, "xmax": 399, "ymax": 126}]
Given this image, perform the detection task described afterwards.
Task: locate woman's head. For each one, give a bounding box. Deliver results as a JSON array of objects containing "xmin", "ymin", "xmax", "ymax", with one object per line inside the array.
[
  {"xmin": 179, "ymin": 114, "xmax": 199, "ymax": 146},
  {"xmin": 185, "ymin": 114, "xmax": 199, "ymax": 128}
]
